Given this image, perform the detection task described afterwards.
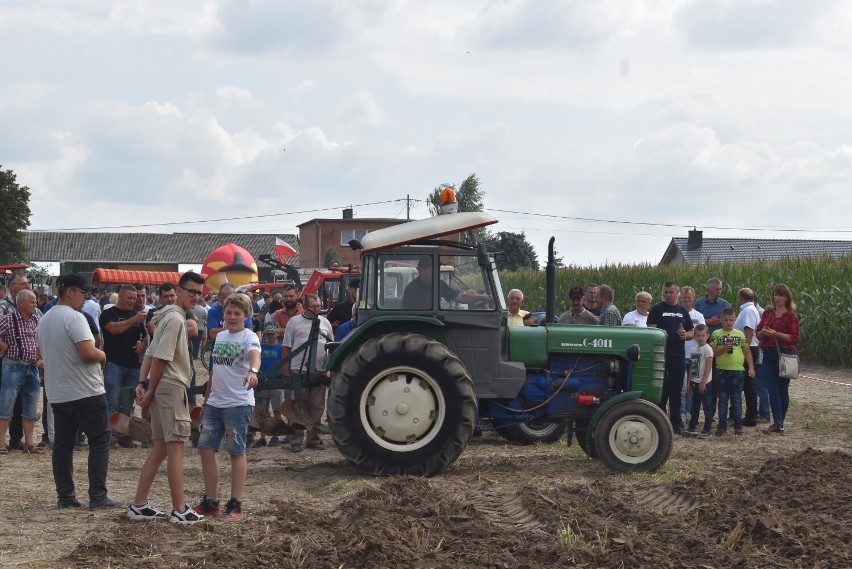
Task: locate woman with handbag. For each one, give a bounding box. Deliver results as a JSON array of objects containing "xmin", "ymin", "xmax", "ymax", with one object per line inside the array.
[{"xmin": 756, "ymin": 284, "xmax": 800, "ymax": 434}]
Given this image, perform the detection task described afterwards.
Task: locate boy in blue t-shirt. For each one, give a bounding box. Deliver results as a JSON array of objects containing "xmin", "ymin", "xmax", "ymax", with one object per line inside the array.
[{"xmin": 250, "ymin": 325, "xmax": 284, "ymax": 447}]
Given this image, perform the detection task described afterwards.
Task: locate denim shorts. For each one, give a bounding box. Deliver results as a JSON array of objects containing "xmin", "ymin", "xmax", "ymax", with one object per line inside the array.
[
  {"xmin": 197, "ymin": 404, "xmax": 253, "ymax": 456},
  {"xmin": 0, "ymin": 359, "xmax": 41, "ymax": 420}
]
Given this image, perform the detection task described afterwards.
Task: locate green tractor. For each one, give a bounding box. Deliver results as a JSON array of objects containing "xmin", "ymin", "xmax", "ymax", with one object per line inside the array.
[{"xmin": 324, "ymin": 211, "xmax": 673, "ymax": 476}]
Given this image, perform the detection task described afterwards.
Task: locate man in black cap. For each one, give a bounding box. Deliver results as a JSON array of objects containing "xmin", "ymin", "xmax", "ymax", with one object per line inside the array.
[
  {"xmin": 327, "ymin": 278, "xmax": 360, "ymax": 331},
  {"xmin": 558, "ymin": 287, "xmax": 599, "ymax": 325},
  {"xmin": 36, "ymin": 274, "xmax": 122, "ymax": 510}
]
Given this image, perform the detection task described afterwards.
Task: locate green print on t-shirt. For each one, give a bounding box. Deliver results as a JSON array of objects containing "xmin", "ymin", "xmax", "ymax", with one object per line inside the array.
[
  {"xmin": 690, "ymin": 352, "xmax": 701, "ymax": 381},
  {"xmin": 212, "ymin": 341, "xmax": 240, "ymax": 366}
]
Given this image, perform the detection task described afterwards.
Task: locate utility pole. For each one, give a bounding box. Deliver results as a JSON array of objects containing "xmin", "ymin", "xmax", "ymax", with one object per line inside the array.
[{"xmin": 406, "ymin": 194, "xmax": 410, "ymax": 221}]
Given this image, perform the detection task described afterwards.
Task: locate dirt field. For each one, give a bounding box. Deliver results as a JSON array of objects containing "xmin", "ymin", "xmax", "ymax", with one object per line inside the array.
[{"xmin": 1, "ymin": 364, "xmax": 850, "ymax": 569}]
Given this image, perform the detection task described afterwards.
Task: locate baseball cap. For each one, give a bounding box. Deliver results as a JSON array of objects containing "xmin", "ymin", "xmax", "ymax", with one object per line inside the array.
[
  {"xmin": 58, "ymin": 273, "xmax": 96, "ymax": 292},
  {"xmin": 348, "ymin": 278, "xmax": 360, "ymax": 289},
  {"xmin": 263, "ymin": 324, "xmax": 280, "ymax": 336},
  {"xmin": 568, "ymin": 286, "xmax": 584, "ymax": 299}
]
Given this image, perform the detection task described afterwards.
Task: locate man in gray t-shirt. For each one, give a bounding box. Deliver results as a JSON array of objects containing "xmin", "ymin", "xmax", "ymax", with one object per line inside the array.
[{"xmin": 37, "ymin": 274, "xmax": 121, "ymax": 510}]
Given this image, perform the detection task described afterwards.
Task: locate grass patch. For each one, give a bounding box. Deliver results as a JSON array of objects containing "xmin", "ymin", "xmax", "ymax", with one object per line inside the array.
[
  {"xmin": 549, "ymin": 439, "xmax": 588, "ymax": 457},
  {"xmin": 795, "ymin": 401, "xmax": 832, "ymax": 431},
  {"xmin": 305, "ymin": 479, "xmax": 364, "ymax": 499},
  {"xmin": 629, "ymin": 458, "xmax": 707, "ymax": 485},
  {"xmin": 559, "ymin": 524, "xmax": 587, "ymax": 548}
]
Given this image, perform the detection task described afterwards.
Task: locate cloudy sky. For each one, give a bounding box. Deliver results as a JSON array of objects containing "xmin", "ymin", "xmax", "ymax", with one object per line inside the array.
[{"xmin": 3, "ymin": 0, "xmax": 852, "ymax": 268}]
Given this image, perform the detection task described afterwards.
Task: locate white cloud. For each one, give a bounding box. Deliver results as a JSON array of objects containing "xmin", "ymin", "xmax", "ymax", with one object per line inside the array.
[
  {"xmin": 3, "ymin": 0, "xmax": 852, "ymax": 267},
  {"xmin": 215, "ymin": 86, "xmax": 256, "ymax": 106},
  {"xmin": 334, "ymin": 90, "xmax": 386, "ymax": 127},
  {"xmin": 293, "ymin": 79, "xmax": 317, "ymax": 94}
]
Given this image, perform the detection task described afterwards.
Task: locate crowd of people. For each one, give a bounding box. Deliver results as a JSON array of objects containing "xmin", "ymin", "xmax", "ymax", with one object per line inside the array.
[
  {"xmin": 506, "ymin": 279, "xmax": 800, "ymax": 438},
  {"xmin": 0, "ymin": 269, "xmax": 799, "ymax": 526},
  {"xmin": 0, "ymin": 271, "xmax": 351, "ymax": 525}
]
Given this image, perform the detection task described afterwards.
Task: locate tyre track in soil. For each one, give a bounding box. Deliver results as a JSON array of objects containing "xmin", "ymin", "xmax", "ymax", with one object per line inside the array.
[
  {"xmin": 60, "ymin": 448, "xmax": 851, "ymax": 569},
  {"xmin": 2, "ymin": 365, "xmax": 850, "ymax": 567}
]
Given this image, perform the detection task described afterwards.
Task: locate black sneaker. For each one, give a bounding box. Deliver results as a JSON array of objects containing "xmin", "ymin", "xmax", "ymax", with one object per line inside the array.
[
  {"xmin": 267, "ymin": 436, "xmax": 280, "ymax": 447},
  {"xmin": 127, "ymin": 501, "xmax": 167, "ymax": 520},
  {"xmin": 306, "ymin": 441, "xmax": 325, "ymax": 450},
  {"xmin": 289, "ymin": 443, "xmax": 303, "ymax": 453},
  {"xmin": 251, "ymin": 438, "xmax": 267, "ymax": 448},
  {"xmin": 734, "ymin": 427, "xmax": 744, "ymax": 436},
  {"xmin": 89, "ymin": 496, "xmax": 124, "ymax": 510},
  {"xmin": 57, "ymin": 498, "xmax": 83, "ymax": 509},
  {"xmin": 762, "ymin": 423, "xmax": 783, "ymax": 434},
  {"xmin": 8, "ymin": 439, "xmax": 24, "ymax": 451},
  {"xmin": 194, "ymin": 495, "xmax": 220, "ymax": 516},
  {"xmin": 170, "ymin": 505, "xmax": 205, "ymax": 525},
  {"xmin": 221, "ymin": 498, "xmax": 242, "ymax": 520},
  {"xmin": 715, "ymin": 427, "xmax": 727, "ymax": 436}
]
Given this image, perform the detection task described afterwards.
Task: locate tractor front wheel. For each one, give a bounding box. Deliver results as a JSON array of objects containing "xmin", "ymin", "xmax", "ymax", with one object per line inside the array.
[
  {"xmin": 573, "ymin": 418, "xmax": 596, "ymax": 458},
  {"xmin": 326, "ymin": 333, "xmax": 477, "ymax": 476},
  {"xmin": 592, "ymin": 399, "xmax": 673, "ymax": 473}
]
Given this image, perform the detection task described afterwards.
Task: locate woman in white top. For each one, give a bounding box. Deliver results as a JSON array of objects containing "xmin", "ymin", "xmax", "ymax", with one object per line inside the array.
[{"xmin": 622, "ymin": 291, "xmax": 652, "ymax": 327}]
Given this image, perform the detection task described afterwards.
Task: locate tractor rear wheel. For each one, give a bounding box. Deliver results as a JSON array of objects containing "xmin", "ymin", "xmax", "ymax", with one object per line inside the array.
[
  {"xmin": 592, "ymin": 399, "xmax": 673, "ymax": 473},
  {"xmin": 326, "ymin": 333, "xmax": 477, "ymax": 476},
  {"xmin": 493, "ymin": 419, "xmax": 568, "ymax": 445}
]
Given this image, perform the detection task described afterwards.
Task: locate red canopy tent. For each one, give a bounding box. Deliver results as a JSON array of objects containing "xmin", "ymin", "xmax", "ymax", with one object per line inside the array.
[
  {"xmin": 0, "ymin": 263, "xmax": 28, "ymax": 273},
  {"xmin": 91, "ymin": 268, "xmax": 183, "ymax": 287}
]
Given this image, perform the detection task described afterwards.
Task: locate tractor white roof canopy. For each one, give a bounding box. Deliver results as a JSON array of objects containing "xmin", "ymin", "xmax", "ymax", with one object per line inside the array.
[{"xmin": 358, "ymin": 212, "xmax": 498, "ymax": 253}]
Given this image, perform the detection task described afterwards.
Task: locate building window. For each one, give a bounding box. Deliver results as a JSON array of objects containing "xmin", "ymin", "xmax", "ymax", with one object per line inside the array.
[{"xmin": 340, "ymin": 229, "xmax": 370, "ymax": 246}]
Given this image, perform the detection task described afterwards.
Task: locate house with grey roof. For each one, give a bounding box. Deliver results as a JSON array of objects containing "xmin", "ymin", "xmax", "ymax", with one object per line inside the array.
[
  {"xmin": 24, "ymin": 231, "xmax": 299, "ymax": 282},
  {"xmin": 660, "ymin": 230, "xmax": 852, "ymax": 266}
]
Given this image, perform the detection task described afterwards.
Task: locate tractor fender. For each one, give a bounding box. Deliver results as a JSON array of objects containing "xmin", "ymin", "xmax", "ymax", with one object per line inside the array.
[
  {"xmin": 584, "ymin": 391, "xmax": 645, "ymax": 446},
  {"xmin": 325, "ymin": 315, "xmax": 447, "ymax": 372}
]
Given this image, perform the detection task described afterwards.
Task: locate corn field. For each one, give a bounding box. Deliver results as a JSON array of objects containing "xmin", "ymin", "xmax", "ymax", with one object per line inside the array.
[{"xmin": 501, "ymin": 256, "xmax": 852, "ymax": 367}]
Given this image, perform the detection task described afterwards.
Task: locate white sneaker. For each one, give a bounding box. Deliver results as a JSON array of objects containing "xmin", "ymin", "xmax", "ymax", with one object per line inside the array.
[
  {"xmin": 127, "ymin": 501, "xmax": 166, "ymax": 521},
  {"xmin": 169, "ymin": 505, "xmax": 205, "ymax": 525}
]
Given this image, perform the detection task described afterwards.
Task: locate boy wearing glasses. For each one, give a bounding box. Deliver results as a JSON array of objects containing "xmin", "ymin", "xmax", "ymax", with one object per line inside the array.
[{"xmin": 127, "ymin": 272, "xmax": 207, "ymax": 525}]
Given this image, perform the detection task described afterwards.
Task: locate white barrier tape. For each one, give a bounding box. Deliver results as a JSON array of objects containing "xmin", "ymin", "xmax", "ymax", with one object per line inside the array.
[{"xmin": 799, "ymin": 374, "xmax": 852, "ymax": 388}]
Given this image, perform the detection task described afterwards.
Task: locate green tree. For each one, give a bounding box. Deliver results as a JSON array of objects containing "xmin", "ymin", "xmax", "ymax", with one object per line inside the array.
[
  {"xmin": 427, "ymin": 173, "xmax": 487, "ymax": 243},
  {"xmin": 323, "ymin": 247, "xmax": 342, "ymax": 268},
  {"xmin": 485, "ymin": 231, "xmax": 539, "ymax": 271},
  {"xmin": 552, "ymin": 246, "xmax": 565, "ymax": 269},
  {"xmin": 0, "ymin": 166, "xmax": 32, "ymax": 264},
  {"xmin": 27, "ymin": 263, "xmax": 52, "ymax": 289}
]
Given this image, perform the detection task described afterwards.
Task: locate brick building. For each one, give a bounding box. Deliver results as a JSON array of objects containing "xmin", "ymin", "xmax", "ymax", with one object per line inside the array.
[{"xmin": 297, "ymin": 209, "xmax": 406, "ymax": 268}]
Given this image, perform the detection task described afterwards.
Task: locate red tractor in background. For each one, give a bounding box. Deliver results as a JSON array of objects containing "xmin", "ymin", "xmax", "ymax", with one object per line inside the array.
[{"xmin": 248, "ymin": 254, "xmax": 359, "ymax": 309}]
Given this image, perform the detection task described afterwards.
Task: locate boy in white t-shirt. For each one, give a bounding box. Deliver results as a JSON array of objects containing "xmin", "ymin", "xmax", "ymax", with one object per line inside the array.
[
  {"xmin": 194, "ymin": 293, "xmax": 261, "ymax": 520},
  {"xmin": 686, "ymin": 324, "xmax": 714, "ymax": 438}
]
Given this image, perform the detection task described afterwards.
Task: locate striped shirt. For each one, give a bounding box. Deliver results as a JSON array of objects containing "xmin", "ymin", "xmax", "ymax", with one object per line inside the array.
[{"xmin": 0, "ymin": 311, "xmax": 41, "ymax": 363}]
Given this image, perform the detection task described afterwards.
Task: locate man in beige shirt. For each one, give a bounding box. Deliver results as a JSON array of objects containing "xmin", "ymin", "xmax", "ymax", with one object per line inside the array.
[{"xmin": 128, "ymin": 272, "xmax": 206, "ymax": 525}]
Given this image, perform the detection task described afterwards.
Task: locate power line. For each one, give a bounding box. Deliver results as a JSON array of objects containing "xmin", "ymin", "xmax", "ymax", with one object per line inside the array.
[
  {"xmin": 28, "ymin": 196, "xmax": 850, "ymax": 235},
  {"xmin": 487, "ymin": 208, "xmax": 852, "ymax": 234},
  {"xmin": 29, "ymin": 199, "xmax": 402, "ymax": 232}
]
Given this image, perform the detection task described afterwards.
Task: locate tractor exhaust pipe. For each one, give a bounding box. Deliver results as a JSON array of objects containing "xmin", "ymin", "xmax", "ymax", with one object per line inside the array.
[{"xmin": 545, "ymin": 237, "xmax": 555, "ymax": 324}]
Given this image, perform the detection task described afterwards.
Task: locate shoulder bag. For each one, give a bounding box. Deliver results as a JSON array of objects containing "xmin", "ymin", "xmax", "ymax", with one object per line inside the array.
[{"xmin": 776, "ymin": 336, "xmax": 799, "ymax": 380}]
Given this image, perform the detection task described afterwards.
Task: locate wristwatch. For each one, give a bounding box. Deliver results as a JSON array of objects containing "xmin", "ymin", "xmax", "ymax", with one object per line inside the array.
[{"xmin": 249, "ymin": 367, "xmax": 259, "ymax": 374}]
